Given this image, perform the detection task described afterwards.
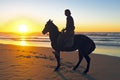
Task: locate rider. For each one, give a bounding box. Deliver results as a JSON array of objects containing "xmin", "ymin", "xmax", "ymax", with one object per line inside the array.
[
  {"xmin": 63, "ymin": 9, "xmax": 75, "ymax": 37},
  {"xmin": 57, "ymin": 9, "xmax": 75, "ymax": 48}
]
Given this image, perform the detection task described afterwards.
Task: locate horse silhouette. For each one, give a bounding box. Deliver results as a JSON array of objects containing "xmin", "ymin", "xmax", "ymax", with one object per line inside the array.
[{"xmin": 42, "ymin": 20, "xmax": 96, "ymax": 74}]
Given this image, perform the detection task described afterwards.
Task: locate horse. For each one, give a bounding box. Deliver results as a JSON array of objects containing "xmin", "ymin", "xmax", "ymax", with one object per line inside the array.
[{"xmin": 42, "ymin": 20, "xmax": 96, "ymax": 74}]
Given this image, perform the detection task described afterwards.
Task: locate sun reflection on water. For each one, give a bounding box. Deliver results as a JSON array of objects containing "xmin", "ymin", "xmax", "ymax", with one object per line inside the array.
[{"xmin": 20, "ymin": 40, "xmax": 27, "ymax": 46}]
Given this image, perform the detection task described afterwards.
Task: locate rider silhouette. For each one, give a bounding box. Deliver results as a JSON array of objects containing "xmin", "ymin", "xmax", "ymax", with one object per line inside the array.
[
  {"xmin": 57, "ymin": 9, "xmax": 75, "ymax": 48},
  {"xmin": 62, "ymin": 9, "xmax": 75, "ymax": 36}
]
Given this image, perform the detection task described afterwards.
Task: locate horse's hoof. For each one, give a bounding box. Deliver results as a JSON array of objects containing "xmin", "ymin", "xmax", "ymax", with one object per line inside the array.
[
  {"xmin": 54, "ymin": 69, "xmax": 59, "ymax": 72},
  {"xmin": 83, "ymin": 70, "xmax": 88, "ymax": 74},
  {"xmin": 73, "ymin": 67, "xmax": 76, "ymax": 71},
  {"xmin": 54, "ymin": 68, "xmax": 59, "ymax": 72}
]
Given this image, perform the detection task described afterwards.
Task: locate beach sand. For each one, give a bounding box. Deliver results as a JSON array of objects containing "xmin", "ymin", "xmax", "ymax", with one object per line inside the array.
[{"xmin": 0, "ymin": 44, "xmax": 120, "ymax": 80}]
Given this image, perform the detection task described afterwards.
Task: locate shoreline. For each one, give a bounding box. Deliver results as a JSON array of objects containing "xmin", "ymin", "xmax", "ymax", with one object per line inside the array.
[
  {"xmin": 0, "ymin": 43, "xmax": 120, "ymax": 80},
  {"xmin": 0, "ymin": 43, "xmax": 120, "ymax": 58}
]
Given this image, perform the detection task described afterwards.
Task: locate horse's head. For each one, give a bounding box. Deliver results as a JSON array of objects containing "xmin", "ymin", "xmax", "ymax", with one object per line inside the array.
[
  {"xmin": 42, "ymin": 19, "xmax": 58, "ymax": 35},
  {"xmin": 42, "ymin": 20, "xmax": 53, "ymax": 34}
]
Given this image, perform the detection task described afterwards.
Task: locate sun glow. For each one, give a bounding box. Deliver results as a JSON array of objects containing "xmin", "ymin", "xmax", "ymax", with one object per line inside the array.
[
  {"xmin": 18, "ymin": 24, "xmax": 28, "ymax": 33},
  {"xmin": 20, "ymin": 40, "xmax": 26, "ymax": 46}
]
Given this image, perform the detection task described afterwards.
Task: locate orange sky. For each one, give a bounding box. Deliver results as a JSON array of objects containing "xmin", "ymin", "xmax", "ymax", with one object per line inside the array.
[
  {"xmin": 0, "ymin": 0, "xmax": 120, "ymax": 33},
  {"xmin": 0, "ymin": 16, "xmax": 120, "ymax": 33}
]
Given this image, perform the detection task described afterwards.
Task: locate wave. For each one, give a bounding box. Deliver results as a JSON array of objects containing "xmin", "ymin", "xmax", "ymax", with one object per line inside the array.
[
  {"xmin": 0, "ymin": 32, "xmax": 120, "ymax": 47},
  {"xmin": 79, "ymin": 32, "xmax": 120, "ymax": 47},
  {"xmin": 81, "ymin": 32, "xmax": 120, "ymax": 37}
]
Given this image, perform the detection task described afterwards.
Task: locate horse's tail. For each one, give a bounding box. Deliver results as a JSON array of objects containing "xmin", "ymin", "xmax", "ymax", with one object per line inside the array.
[
  {"xmin": 91, "ymin": 40, "xmax": 96, "ymax": 52},
  {"xmin": 88, "ymin": 38, "xmax": 96, "ymax": 54}
]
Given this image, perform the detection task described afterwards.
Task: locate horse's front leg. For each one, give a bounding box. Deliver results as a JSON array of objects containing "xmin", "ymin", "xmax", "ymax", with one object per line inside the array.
[{"xmin": 53, "ymin": 51, "xmax": 60, "ymax": 71}]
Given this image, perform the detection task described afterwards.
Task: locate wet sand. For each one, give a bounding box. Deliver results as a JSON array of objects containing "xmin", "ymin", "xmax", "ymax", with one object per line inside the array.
[{"xmin": 0, "ymin": 44, "xmax": 120, "ymax": 80}]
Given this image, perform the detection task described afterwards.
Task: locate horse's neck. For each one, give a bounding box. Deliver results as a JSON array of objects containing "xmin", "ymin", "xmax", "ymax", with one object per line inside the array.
[{"xmin": 49, "ymin": 28, "xmax": 59, "ymax": 43}]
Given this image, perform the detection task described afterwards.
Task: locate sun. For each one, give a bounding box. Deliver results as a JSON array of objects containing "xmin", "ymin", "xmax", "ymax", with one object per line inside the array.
[{"xmin": 18, "ymin": 24, "xmax": 28, "ymax": 33}]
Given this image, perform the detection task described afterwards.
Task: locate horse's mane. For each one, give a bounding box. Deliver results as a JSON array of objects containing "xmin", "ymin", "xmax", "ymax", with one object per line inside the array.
[{"xmin": 49, "ymin": 21, "xmax": 59, "ymax": 32}]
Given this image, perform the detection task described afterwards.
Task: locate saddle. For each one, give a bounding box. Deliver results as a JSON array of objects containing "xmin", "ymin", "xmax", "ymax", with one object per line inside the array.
[
  {"xmin": 64, "ymin": 35, "xmax": 74, "ymax": 47},
  {"xmin": 57, "ymin": 32, "xmax": 74, "ymax": 48}
]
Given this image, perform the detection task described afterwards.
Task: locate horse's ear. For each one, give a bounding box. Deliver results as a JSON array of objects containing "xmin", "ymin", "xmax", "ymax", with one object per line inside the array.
[
  {"xmin": 48, "ymin": 19, "xmax": 53, "ymax": 23},
  {"xmin": 48, "ymin": 19, "xmax": 52, "ymax": 22},
  {"xmin": 48, "ymin": 19, "xmax": 51, "ymax": 22},
  {"xmin": 51, "ymin": 20, "xmax": 53, "ymax": 22}
]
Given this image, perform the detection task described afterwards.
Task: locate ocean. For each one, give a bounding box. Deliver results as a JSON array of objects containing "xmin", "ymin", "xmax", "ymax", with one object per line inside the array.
[{"xmin": 0, "ymin": 32, "xmax": 120, "ymax": 57}]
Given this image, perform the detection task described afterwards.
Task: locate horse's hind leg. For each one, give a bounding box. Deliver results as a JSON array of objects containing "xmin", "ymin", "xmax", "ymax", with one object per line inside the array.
[
  {"xmin": 73, "ymin": 50, "xmax": 83, "ymax": 70},
  {"xmin": 83, "ymin": 54, "xmax": 91, "ymax": 74}
]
